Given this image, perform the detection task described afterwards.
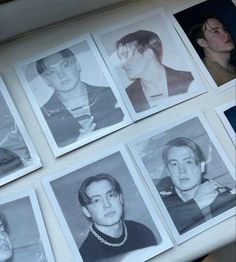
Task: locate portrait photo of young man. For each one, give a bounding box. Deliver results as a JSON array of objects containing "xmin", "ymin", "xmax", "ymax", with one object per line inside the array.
[
  {"xmin": 173, "ymin": 0, "xmax": 236, "ymax": 92},
  {"xmin": 128, "ymin": 113, "xmax": 236, "ymax": 244},
  {"xmin": 93, "ymin": 8, "xmax": 206, "ymax": 120},
  {"xmin": 15, "ymin": 34, "xmax": 131, "ymax": 157},
  {"xmin": 43, "ymin": 148, "xmax": 173, "ymax": 262},
  {"xmin": 116, "ymin": 30, "xmax": 193, "ymax": 113}
]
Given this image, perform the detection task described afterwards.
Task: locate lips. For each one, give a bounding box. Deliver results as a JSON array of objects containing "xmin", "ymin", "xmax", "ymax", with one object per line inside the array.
[
  {"xmin": 179, "ymin": 178, "xmax": 190, "ymax": 183},
  {"xmin": 104, "ymin": 211, "xmax": 116, "ymax": 217}
]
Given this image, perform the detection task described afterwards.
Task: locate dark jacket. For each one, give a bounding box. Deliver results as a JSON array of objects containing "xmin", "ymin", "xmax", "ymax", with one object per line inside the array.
[
  {"xmin": 126, "ymin": 66, "xmax": 194, "ymax": 113},
  {"xmin": 41, "ymin": 83, "xmax": 124, "ymax": 147}
]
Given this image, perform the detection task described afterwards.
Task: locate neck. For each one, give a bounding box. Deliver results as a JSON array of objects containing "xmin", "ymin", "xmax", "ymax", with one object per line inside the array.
[
  {"xmin": 57, "ymin": 80, "xmax": 85, "ymax": 103},
  {"xmin": 94, "ymin": 220, "xmax": 123, "ymax": 238},
  {"xmin": 205, "ymin": 50, "xmax": 231, "ymax": 70},
  {"xmin": 140, "ymin": 59, "xmax": 166, "ymax": 92},
  {"xmin": 175, "ymin": 185, "xmax": 200, "ymax": 202}
]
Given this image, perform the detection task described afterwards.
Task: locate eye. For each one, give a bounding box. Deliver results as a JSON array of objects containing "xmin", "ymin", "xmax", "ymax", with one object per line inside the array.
[
  {"xmin": 44, "ymin": 69, "xmax": 56, "ymax": 76},
  {"xmin": 90, "ymin": 198, "xmax": 100, "ymax": 204},
  {"xmin": 168, "ymin": 161, "xmax": 178, "ymax": 168}
]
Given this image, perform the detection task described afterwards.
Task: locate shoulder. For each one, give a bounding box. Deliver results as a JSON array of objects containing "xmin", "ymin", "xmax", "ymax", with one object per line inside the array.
[
  {"xmin": 125, "ymin": 220, "xmax": 153, "ymax": 235},
  {"xmin": 125, "ymin": 220, "xmax": 157, "ymax": 245},
  {"xmin": 165, "ymin": 66, "xmax": 194, "ymax": 95},
  {"xmin": 126, "ymin": 79, "xmax": 141, "ymax": 94}
]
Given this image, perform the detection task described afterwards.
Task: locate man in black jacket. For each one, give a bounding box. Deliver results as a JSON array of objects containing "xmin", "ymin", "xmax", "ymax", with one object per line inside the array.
[{"xmin": 157, "ymin": 137, "xmax": 235, "ymax": 234}]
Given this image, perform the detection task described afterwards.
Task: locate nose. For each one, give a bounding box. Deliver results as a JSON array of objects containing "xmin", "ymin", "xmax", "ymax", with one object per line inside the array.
[
  {"xmin": 56, "ymin": 68, "xmax": 65, "ymax": 78},
  {"xmin": 102, "ymin": 197, "xmax": 111, "ymax": 208},
  {"xmin": 178, "ymin": 163, "xmax": 186, "ymax": 174}
]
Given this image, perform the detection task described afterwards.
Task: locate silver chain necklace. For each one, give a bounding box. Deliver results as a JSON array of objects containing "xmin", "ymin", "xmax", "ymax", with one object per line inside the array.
[{"xmin": 90, "ymin": 221, "xmax": 128, "ymax": 247}]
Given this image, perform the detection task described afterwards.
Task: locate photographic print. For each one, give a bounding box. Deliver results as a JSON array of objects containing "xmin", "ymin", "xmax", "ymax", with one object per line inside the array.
[
  {"xmin": 128, "ymin": 112, "xmax": 236, "ymax": 244},
  {"xmin": 0, "ymin": 189, "xmax": 55, "ymax": 262},
  {"xmin": 42, "ymin": 146, "xmax": 173, "ymax": 262},
  {"xmin": 172, "ymin": 0, "xmax": 236, "ymax": 93},
  {"xmin": 215, "ymin": 100, "xmax": 236, "ymax": 145},
  {"xmin": 15, "ymin": 33, "xmax": 132, "ymax": 157},
  {"xmin": 0, "ymin": 76, "xmax": 41, "ymax": 186},
  {"xmin": 92, "ymin": 7, "xmax": 206, "ymax": 121}
]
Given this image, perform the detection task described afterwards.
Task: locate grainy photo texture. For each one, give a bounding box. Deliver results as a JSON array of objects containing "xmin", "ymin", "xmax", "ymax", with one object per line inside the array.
[
  {"xmin": 128, "ymin": 114, "xmax": 236, "ymax": 244},
  {"xmin": 43, "ymin": 148, "xmax": 173, "ymax": 262},
  {"xmin": 93, "ymin": 8, "xmax": 206, "ymax": 120},
  {"xmin": 15, "ymin": 34, "xmax": 131, "ymax": 157}
]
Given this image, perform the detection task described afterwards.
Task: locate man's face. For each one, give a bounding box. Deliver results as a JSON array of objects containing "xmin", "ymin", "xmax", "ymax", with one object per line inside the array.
[
  {"xmin": 202, "ymin": 18, "xmax": 235, "ymax": 53},
  {"xmin": 83, "ymin": 179, "xmax": 123, "ymax": 227},
  {"xmin": 117, "ymin": 42, "xmax": 149, "ymax": 80},
  {"xmin": 40, "ymin": 52, "xmax": 81, "ymax": 92},
  {"xmin": 0, "ymin": 220, "xmax": 12, "ymax": 262},
  {"xmin": 166, "ymin": 146, "xmax": 202, "ymax": 192}
]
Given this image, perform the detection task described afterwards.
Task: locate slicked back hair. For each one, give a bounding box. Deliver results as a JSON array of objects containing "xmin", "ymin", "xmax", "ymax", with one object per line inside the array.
[
  {"xmin": 78, "ymin": 173, "xmax": 122, "ymax": 207},
  {"xmin": 36, "ymin": 48, "xmax": 76, "ymax": 75},
  {"xmin": 116, "ymin": 30, "xmax": 163, "ymax": 62}
]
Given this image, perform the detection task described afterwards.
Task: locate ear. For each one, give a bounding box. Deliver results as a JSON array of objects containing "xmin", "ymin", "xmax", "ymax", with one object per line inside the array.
[
  {"xmin": 81, "ymin": 206, "xmax": 91, "ymax": 218},
  {"xmin": 197, "ymin": 38, "xmax": 208, "ymax": 48},
  {"xmin": 143, "ymin": 48, "xmax": 155, "ymax": 61},
  {"xmin": 200, "ymin": 161, "xmax": 206, "ymax": 173}
]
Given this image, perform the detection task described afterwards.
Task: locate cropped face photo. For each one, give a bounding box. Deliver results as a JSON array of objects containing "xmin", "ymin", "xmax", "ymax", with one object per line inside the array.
[
  {"xmin": 0, "ymin": 77, "xmax": 41, "ymax": 186},
  {"xmin": 15, "ymin": 34, "xmax": 131, "ymax": 157},
  {"xmin": 173, "ymin": 0, "xmax": 236, "ymax": 92},
  {"xmin": 128, "ymin": 114, "xmax": 236, "ymax": 244},
  {"xmin": 93, "ymin": 8, "xmax": 206, "ymax": 120},
  {"xmin": 0, "ymin": 191, "xmax": 54, "ymax": 262},
  {"xmin": 42, "ymin": 148, "xmax": 173, "ymax": 262}
]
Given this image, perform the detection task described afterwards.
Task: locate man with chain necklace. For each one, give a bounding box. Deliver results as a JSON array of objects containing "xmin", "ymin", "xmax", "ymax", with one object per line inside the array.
[{"xmin": 78, "ymin": 173, "xmax": 157, "ymax": 262}]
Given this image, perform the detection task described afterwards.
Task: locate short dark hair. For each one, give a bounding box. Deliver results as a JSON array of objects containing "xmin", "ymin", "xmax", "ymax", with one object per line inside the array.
[
  {"xmin": 162, "ymin": 137, "xmax": 205, "ymax": 166},
  {"xmin": 0, "ymin": 211, "xmax": 8, "ymax": 233},
  {"xmin": 78, "ymin": 173, "xmax": 122, "ymax": 207},
  {"xmin": 116, "ymin": 30, "xmax": 163, "ymax": 62},
  {"xmin": 36, "ymin": 48, "xmax": 76, "ymax": 75}
]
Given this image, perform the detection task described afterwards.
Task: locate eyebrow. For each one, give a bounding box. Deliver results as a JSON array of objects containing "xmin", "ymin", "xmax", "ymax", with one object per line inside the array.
[{"xmin": 168, "ymin": 156, "xmax": 195, "ymax": 162}]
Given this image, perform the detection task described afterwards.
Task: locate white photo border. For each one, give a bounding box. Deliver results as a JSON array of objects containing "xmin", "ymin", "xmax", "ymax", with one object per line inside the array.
[
  {"xmin": 15, "ymin": 33, "xmax": 132, "ymax": 157},
  {"xmin": 127, "ymin": 111, "xmax": 236, "ymax": 244},
  {"xmin": 92, "ymin": 7, "xmax": 207, "ymax": 121},
  {"xmin": 42, "ymin": 145, "xmax": 173, "ymax": 262},
  {"xmin": 0, "ymin": 76, "xmax": 41, "ymax": 186}
]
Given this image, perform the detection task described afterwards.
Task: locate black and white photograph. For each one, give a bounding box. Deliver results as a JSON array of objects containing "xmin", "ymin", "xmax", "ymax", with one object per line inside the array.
[
  {"xmin": 128, "ymin": 112, "xmax": 236, "ymax": 244},
  {"xmin": 0, "ymin": 189, "xmax": 55, "ymax": 262},
  {"xmin": 172, "ymin": 0, "xmax": 236, "ymax": 93},
  {"xmin": 0, "ymin": 76, "xmax": 41, "ymax": 186},
  {"xmin": 15, "ymin": 33, "xmax": 132, "ymax": 157},
  {"xmin": 92, "ymin": 7, "xmax": 206, "ymax": 121},
  {"xmin": 215, "ymin": 100, "xmax": 236, "ymax": 145},
  {"xmin": 42, "ymin": 146, "xmax": 173, "ymax": 262}
]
